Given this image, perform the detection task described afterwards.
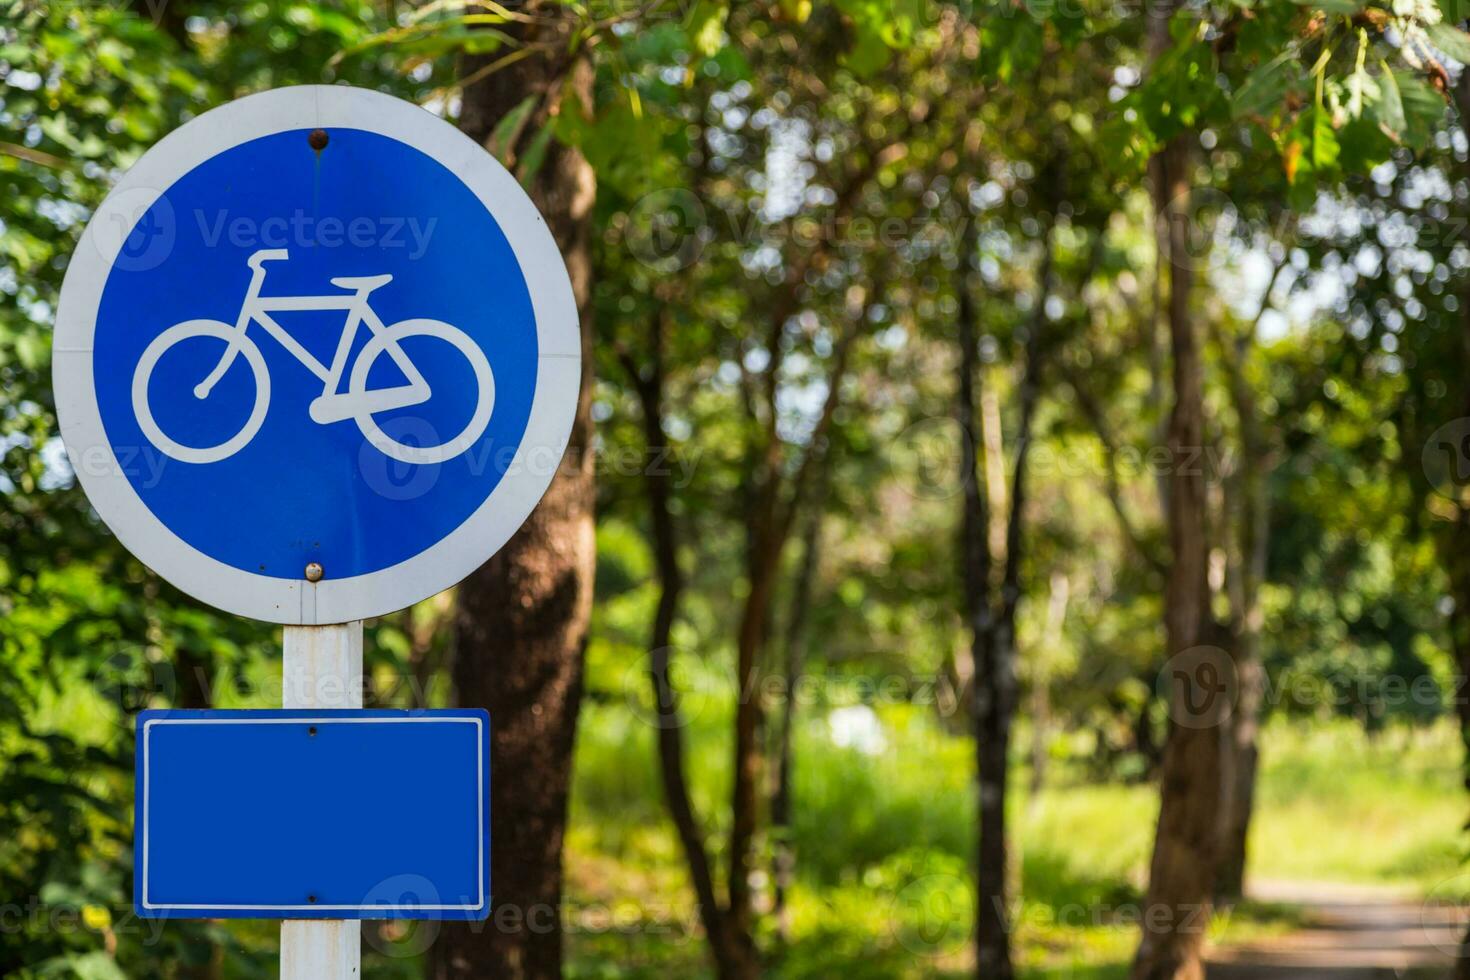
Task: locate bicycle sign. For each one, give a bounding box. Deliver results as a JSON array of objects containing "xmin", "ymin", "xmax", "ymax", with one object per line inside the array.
[
  {"xmin": 133, "ymin": 248, "xmax": 495, "ymax": 466},
  {"xmin": 54, "ymin": 86, "xmax": 580, "ymax": 625}
]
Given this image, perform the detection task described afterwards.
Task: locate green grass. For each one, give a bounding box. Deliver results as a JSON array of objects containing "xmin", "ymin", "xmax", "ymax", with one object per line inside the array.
[
  {"xmin": 563, "ymin": 702, "xmax": 1467, "ymax": 977},
  {"xmin": 1245, "ymin": 721, "xmax": 1466, "ymax": 888}
]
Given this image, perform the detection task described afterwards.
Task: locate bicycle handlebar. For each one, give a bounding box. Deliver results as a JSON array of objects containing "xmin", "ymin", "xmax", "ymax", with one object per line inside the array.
[{"xmin": 247, "ymin": 248, "xmax": 290, "ymax": 270}]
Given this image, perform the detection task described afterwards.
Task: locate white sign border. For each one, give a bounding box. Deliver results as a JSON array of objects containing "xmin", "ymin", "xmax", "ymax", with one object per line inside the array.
[{"xmin": 54, "ymin": 85, "xmax": 580, "ymax": 625}]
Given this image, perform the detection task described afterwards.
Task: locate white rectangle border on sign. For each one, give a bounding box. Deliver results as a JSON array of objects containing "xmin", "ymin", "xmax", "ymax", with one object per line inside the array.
[{"xmin": 135, "ymin": 709, "xmax": 489, "ymax": 919}]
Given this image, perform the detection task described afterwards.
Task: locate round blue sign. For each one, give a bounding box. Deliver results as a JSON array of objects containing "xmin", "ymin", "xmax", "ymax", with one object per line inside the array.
[{"xmin": 55, "ymin": 87, "xmax": 580, "ymax": 624}]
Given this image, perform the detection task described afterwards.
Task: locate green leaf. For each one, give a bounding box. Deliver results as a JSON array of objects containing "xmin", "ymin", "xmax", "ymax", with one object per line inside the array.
[
  {"xmin": 1440, "ymin": 0, "xmax": 1470, "ymax": 22},
  {"xmin": 843, "ymin": 26, "xmax": 892, "ymax": 77},
  {"xmin": 487, "ymin": 94, "xmax": 537, "ymax": 166},
  {"xmin": 1312, "ymin": 106, "xmax": 1340, "ymax": 171},
  {"xmin": 1138, "ymin": 40, "xmax": 1225, "ymax": 138},
  {"xmin": 710, "ymin": 45, "xmax": 752, "ymax": 82},
  {"xmin": 1290, "ymin": 0, "xmax": 1362, "ymax": 12},
  {"xmin": 516, "ymin": 123, "xmax": 554, "ymax": 188},
  {"xmin": 833, "ymin": 0, "xmax": 918, "ymax": 75},
  {"xmin": 333, "ymin": 20, "xmax": 511, "ymax": 65},
  {"xmin": 1345, "ymin": 65, "xmax": 1378, "ymax": 119},
  {"xmin": 1375, "ymin": 61, "xmax": 1406, "ymax": 139},
  {"xmin": 1232, "ymin": 51, "xmax": 1300, "ymax": 120},
  {"xmin": 1392, "ymin": 70, "xmax": 1448, "ymax": 149},
  {"xmin": 884, "ymin": 0, "xmax": 924, "ymax": 47},
  {"xmin": 1335, "ymin": 114, "xmax": 1395, "ymax": 173},
  {"xmin": 51, "ymin": 952, "xmax": 127, "ymax": 980},
  {"xmin": 1427, "ymin": 22, "xmax": 1470, "ymax": 64},
  {"xmin": 982, "ymin": 16, "xmax": 1043, "ymax": 84},
  {"xmin": 778, "ymin": 0, "xmax": 811, "ymax": 23},
  {"xmin": 683, "ymin": 0, "xmax": 728, "ymax": 58}
]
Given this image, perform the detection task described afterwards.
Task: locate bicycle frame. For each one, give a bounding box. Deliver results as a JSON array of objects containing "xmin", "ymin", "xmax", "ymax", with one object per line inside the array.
[{"xmin": 194, "ymin": 248, "xmax": 430, "ymax": 424}]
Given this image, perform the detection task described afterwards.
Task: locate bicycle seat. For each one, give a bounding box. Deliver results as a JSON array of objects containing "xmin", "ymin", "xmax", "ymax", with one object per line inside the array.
[{"xmin": 330, "ymin": 274, "xmax": 394, "ymax": 292}]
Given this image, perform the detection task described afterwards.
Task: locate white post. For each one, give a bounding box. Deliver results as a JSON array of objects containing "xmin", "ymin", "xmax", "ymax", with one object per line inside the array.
[{"xmin": 280, "ymin": 622, "xmax": 363, "ymax": 980}]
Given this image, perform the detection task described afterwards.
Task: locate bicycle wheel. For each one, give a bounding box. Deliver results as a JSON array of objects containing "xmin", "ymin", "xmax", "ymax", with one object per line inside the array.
[
  {"xmin": 131, "ymin": 319, "xmax": 270, "ymax": 464},
  {"xmin": 349, "ymin": 318, "xmax": 495, "ymax": 465}
]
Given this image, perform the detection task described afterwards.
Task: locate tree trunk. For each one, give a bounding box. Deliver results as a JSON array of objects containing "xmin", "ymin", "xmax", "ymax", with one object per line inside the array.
[
  {"xmin": 972, "ymin": 619, "xmax": 1013, "ymax": 980},
  {"xmin": 173, "ymin": 644, "xmax": 211, "ymax": 709},
  {"xmin": 1447, "ymin": 514, "xmax": 1470, "ymax": 980},
  {"xmin": 1029, "ymin": 572, "xmax": 1069, "ymax": 803},
  {"xmin": 726, "ymin": 344, "xmax": 788, "ymax": 972},
  {"xmin": 619, "ymin": 328, "xmax": 747, "ymax": 979},
  {"xmin": 1451, "ymin": 559, "xmax": 1470, "ymax": 980},
  {"xmin": 727, "ymin": 527, "xmax": 778, "ymax": 974},
  {"xmin": 960, "ymin": 190, "xmax": 1053, "ymax": 979},
  {"xmin": 986, "ymin": 230, "xmax": 1049, "ymax": 980},
  {"xmin": 771, "ymin": 507, "xmax": 823, "ymax": 945},
  {"xmin": 435, "ymin": 31, "xmax": 596, "ymax": 980},
  {"xmin": 1131, "ymin": 134, "xmax": 1221, "ymax": 980},
  {"xmin": 1214, "ymin": 700, "xmax": 1259, "ymax": 901},
  {"xmin": 1210, "ymin": 258, "xmax": 1284, "ymax": 903},
  {"xmin": 956, "ymin": 236, "xmax": 1000, "ymax": 980},
  {"xmin": 1447, "ymin": 68, "xmax": 1470, "ymax": 980},
  {"xmin": 1215, "ymin": 387, "xmax": 1270, "ymax": 901},
  {"xmin": 1441, "ymin": 325, "xmax": 1470, "ymax": 980},
  {"xmin": 725, "ymin": 288, "xmax": 858, "ymax": 977}
]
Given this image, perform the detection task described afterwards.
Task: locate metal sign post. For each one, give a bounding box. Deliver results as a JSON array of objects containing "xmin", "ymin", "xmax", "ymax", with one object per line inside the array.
[{"xmin": 281, "ymin": 622, "xmax": 363, "ymax": 980}]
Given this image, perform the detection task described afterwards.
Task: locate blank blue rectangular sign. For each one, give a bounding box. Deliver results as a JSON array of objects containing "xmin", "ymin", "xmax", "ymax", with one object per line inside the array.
[{"xmin": 135, "ymin": 709, "xmax": 490, "ymax": 920}]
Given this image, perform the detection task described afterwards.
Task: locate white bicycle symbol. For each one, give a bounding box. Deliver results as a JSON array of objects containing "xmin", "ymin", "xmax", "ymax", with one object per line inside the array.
[{"xmin": 131, "ymin": 248, "xmax": 494, "ymax": 465}]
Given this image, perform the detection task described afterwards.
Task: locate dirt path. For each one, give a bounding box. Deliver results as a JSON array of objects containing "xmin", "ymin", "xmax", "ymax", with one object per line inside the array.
[{"xmin": 1208, "ymin": 881, "xmax": 1462, "ymax": 979}]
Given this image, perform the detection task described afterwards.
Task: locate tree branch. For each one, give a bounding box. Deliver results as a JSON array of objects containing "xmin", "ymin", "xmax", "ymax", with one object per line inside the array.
[
  {"xmin": 1061, "ymin": 363, "xmax": 1168, "ymax": 575},
  {"xmin": 0, "ymin": 142, "xmax": 68, "ymax": 170}
]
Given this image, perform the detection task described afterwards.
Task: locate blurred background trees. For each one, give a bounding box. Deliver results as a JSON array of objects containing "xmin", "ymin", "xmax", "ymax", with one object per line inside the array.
[{"xmin": 6, "ymin": 0, "xmax": 1470, "ymax": 978}]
